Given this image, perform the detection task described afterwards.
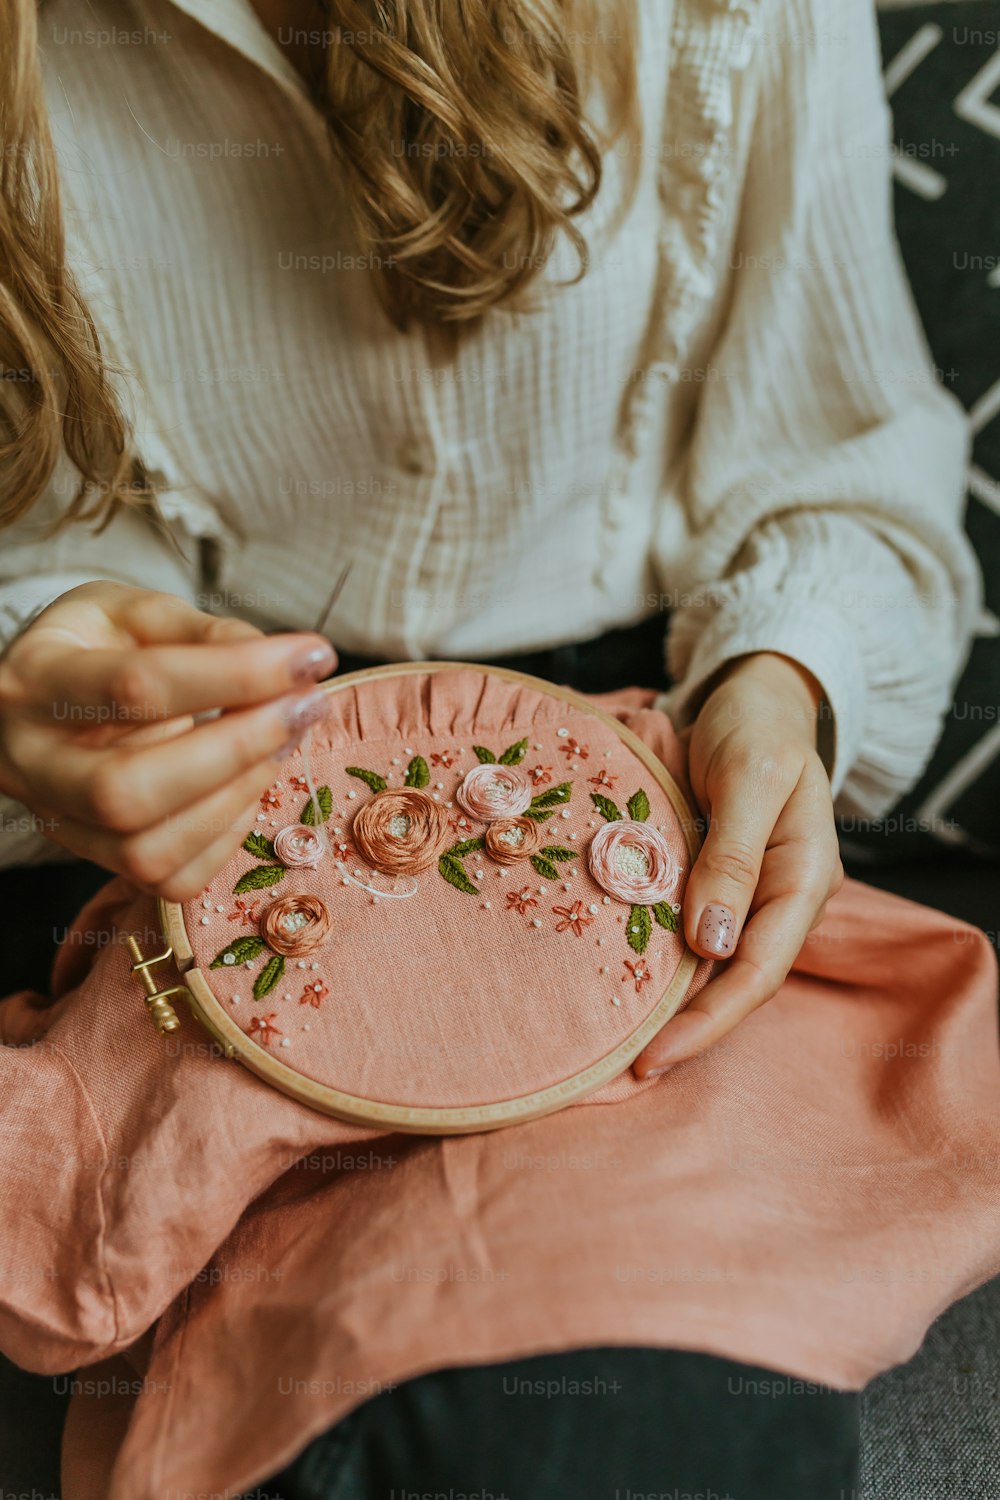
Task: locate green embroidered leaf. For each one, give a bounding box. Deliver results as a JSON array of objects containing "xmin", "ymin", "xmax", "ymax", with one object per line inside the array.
[
  {"xmin": 499, "ymin": 737, "xmax": 528, "ymax": 765},
  {"xmin": 242, "ymin": 831, "xmax": 276, "ymax": 861},
  {"xmin": 530, "ymin": 782, "xmax": 572, "ymax": 810},
  {"xmin": 345, "ymin": 766, "xmax": 388, "ymax": 793},
  {"xmin": 653, "ymin": 901, "xmax": 678, "ymax": 933},
  {"xmin": 530, "ymin": 855, "xmax": 560, "ymax": 881},
  {"xmin": 253, "ymin": 953, "xmax": 285, "ymax": 999},
  {"xmin": 473, "ymin": 745, "xmax": 497, "ymax": 764},
  {"xmin": 522, "ymin": 808, "xmax": 554, "ymax": 823},
  {"xmin": 404, "ymin": 755, "xmax": 430, "ymax": 789},
  {"xmin": 591, "ymin": 792, "xmax": 622, "ymax": 822},
  {"xmin": 627, "ymin": 905, "xmax": 653, "ymax": 954},
  {"xmin": 627, "ymin": 789, "xmax": 651, "ymax": 823},
  {"xmin": 447, "ymin": 836, "xmax": 485, "ymax": 857},
  {"xmin": 210, "ymin": 935, "xmax": 267, "ymax": 969},
  {"xmin": 301, "ymin": 785, "xmax": 333, "ymax": 825},
  {"xmin": 439, "ymin": 852, "xmax": 479, "ymax": 895},
  {"xmin": 539, "ymin": 845, "xmax": 575, "ymax": 862},
  {"xmin": 233, "ymin": 865, "xmax": 286, "ymax": 894}
]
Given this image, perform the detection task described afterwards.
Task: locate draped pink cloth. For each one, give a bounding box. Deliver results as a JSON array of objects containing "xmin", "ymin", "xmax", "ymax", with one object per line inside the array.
[{"xmin": 0, "ymin": 689, "xmax": 998, "ymax": 1500}]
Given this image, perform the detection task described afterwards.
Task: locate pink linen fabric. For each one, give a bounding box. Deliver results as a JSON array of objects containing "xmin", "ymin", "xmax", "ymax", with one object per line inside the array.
[
  {"xmin": 184, "ymin": 671, "xmax": 706, "ymax": 1110},
  {"xmin": 0, "ymin": 687, "xmax": 997, "ymax": 1500}
]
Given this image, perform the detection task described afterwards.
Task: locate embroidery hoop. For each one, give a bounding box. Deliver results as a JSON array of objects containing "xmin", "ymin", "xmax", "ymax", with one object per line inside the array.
[{"xmin": 158, "ymin": 662, "xmax": 703, "ymax": 1135}]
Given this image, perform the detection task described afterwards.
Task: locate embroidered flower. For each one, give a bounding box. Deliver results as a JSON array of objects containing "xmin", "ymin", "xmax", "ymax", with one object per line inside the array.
[
  {"xmin": 622, "ymin": 957, "xmax": 652, "ymax": 992},
  {"xmin": 455, "ymin": 763, "xmax": 533, "ymax": 822},
  {"xmin": 289, "ymin": 773, "xmax": 309, "ymax": 794},
  {"xmin": 300, "ymin": 979, "xmax": 329, "ymax": 1008},
  {"xmin": 261, "ymin": 893, "xmax": 333, "ymax": 958},
  {"xmin": 485, "ymin": 816, "xmax": 543, "ymax": 866},
  {"xmin": 353, "ymin": 788, "xmax": 451, "ymax": 875},
  {"xmin": 260, "ymin": 783, "xmax": 283, "ymax": 812},
  {"xmin": 506, "ymin": 887, "xmax": 539, "ymax": 915},
  {"xmin": 448, "ymin": 812, "xmax": 476, "ymax": 836},
  {"xmin": 553, "ymin": 901, "xmax": 594, "ymax": 937},
  {"xmin": 559, "ymin": 739, "xmax": 589, "ymax": 761},
  {"xmin": 589, "ymin": 768, "xmax": 618, "ymax": 790},
  {"xmin": 226, "ymin": 897, "xmax": 260, "ymax": 926},
  {"xmin": 529, "ymin": 764, "xmax": 553, "ymax": 786},
  {"xmin": 431, "ymin": 749, "xmax": 458, "ymax": 768},
  {"xmin": 331, "ymin": 835, "xmax": 355, "ymax": 862},
  {"xmin": 273, "ymin": 823, "xmax": 324, "ymax": 869},
  {"xmin": 248, "ymin": 1013, "xmax": 282, "ymax": 1047},
  {"xmin": 588, "ymin": 820, "xmax": 677, "ymax": 906}
]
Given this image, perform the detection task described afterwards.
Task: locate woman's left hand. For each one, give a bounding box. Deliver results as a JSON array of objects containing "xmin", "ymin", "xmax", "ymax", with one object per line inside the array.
[{"xmin": 634, "ymin": 651, "xmax": 844, "ymax": 1077}]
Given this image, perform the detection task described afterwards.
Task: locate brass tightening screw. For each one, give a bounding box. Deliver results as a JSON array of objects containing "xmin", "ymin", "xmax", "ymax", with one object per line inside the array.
[{"xmin": 126, "ymin": 936, "xmax": 186, "ymax": 1035}]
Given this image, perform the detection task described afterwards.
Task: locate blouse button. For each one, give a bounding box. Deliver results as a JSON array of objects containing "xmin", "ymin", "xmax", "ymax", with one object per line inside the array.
[{"xmin": 396, "ymin": 439, "xmax": 429, "ymax": 476}]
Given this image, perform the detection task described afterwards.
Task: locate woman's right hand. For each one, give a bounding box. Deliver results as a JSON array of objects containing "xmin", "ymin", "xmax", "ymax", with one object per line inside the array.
[{"xmin": 0, "ymin": 582, "xmax": 337, "ymax": 899}]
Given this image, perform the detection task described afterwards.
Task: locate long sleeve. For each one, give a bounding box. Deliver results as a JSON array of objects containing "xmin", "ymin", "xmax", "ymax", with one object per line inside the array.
[
  {"xmin": 0, "ymin": 455, "xmax": 205, "ymax": 866},
  {"xmin": 655, "ymin": 0, "xmax": 979, "ymax": 817}
]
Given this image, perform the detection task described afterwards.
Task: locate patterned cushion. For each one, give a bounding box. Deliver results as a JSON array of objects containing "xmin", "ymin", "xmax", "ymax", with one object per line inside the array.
[{"xmin": 841, "ymin": 1, "xmax": 1000, "ymax": 860}]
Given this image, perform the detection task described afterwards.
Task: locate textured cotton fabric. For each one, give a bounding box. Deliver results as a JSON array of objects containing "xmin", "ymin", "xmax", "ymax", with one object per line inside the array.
[
  {"xmin": 0, "ymin": 693, "xmax": 998, "ymax": 1500},
  {"xmin": 0, "ymin": 0, "xmax": 979, "ymax": 867},
  {"xmin": 182, "ymin": 670, "xmax": 712, "ymax": 1113}
]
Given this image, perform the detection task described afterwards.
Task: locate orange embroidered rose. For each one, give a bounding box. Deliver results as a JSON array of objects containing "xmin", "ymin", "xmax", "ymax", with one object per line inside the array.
[
  {"xmin": 484, "ymin": 816, "xmax": 543, "ymax": 866},
  {"xmin": 352, "ymin": 788, "xmax": 451, "ymax": 876},
  {"xmin": 261, "ymin": 892, "xmax": 333, "ymax": 957}
]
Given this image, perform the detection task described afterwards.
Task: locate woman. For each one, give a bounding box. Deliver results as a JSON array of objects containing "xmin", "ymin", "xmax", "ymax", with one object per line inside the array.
[{"xmin": 0, "ymin": 0, "xmax": 988, "ymax": 1496}]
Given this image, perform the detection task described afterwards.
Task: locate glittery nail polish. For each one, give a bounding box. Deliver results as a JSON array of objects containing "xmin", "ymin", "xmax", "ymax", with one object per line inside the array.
[
  {"xmin": 697, "ymin": 902, "xmax": 737, "ymax": 957},
  {"xmin": 291, "ymin": 644, "xmax": 336, "ymax": 683}
]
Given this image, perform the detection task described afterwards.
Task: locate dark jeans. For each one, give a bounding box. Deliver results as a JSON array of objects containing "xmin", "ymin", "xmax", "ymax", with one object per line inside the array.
[
  {"xmin": 259, "ymin": 1348, "xmax": 859, "ymax": 1500},
  {"xmin": 0, "ymin": 617, "xmax": 859, "ymax": 1497}
]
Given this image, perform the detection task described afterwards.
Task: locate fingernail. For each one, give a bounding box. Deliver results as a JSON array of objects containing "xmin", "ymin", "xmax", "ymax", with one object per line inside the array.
[
  {"xmin": 281, "ymin": 690, "xmax": 328, "ymax": 743},
  {"xmin": 697, "ymin": 902, "xmax": 738, "ymax": 957},
  {"xmin": 290, "ymin": 644, "xmax": 336, "ymax": 683},
  {"xmin": 644, "ymin": 1062, "xmax": 674, "ymax": 1079}
]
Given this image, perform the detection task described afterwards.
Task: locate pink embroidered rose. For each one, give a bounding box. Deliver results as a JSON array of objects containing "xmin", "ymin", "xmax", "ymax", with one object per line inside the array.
[
  {"xmin": 455, "ymin": 763, "xmax": 533, "ymax": 822},
  {"xmin": 588, "ymin": 820, "xmax": 678, "ymax": 906},
  {"xmin": 273, "ymin": 823, "xmax": 324, "ymax": 869},
  {"xmin": 485, "ymin": 816, "xmax": 543, "ymax": 866},
  {"xmin": 261, "ymin": 892, "xmax": 333, "ymax": 958}
]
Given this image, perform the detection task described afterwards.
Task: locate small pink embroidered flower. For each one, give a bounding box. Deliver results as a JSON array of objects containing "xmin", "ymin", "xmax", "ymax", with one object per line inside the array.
[
  {"xmin": 273, "ymin": 823, "xmax": 324, "ymax": 869},
  {"xmin": 227, "ymin": 897, "xmax": 261, "ymax": 926},
  {"xmin": 260, "ymin": 782, "xmax": 283, "ymax": 812},
  {"xmin": 331, "ymin": 836, "xmax": 355, "ymax": 862},
  {"xmin": 559, "ymin": 739, "xmax": 589, "ymax": 761},
  {"xmin": 589, "ymin": 767, "xmax": 618, "ymax": 790},
  {"xmin": 449, "ymin": 812, "xmax": 476, "ymax": 836},
  {"xmin": 529, "ymin": 764, "xmax": 553, "ymax": 786},
  {"xmin": 553, "ymin": 901, "xmax": 594, "ymax": 937},
  {"xmin": 431, "ymin": 749, "xmax": 458, "ymax": 768},
  {"xmin": 588, "ymin": 820, "xmax": 677, "ymax": 906},
  {"xmin": 289, "ymin": 773, "xmax": 309, "ymax": 794},
  {"xmin": 249, "ymin": 1013, "xmax": 282, "ymax": 1047},
  {"xmin": 506, "ymin": 887, "xmax": 539, "ymax": 915},
  {"xmin": 300, "ymin": 979, "xmax": 329, "ymax": 1008},
  {"xmin": 622, "ymin": 957, "xmax": 652, "ymax": 992},
  {"xmin": 455, "ymin": 763, "xmax": 533, "ymax": 822}
]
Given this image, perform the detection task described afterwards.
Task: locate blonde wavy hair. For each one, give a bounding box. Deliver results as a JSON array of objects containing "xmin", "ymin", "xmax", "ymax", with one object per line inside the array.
[{"xmin": 0, "ymin": 0, "xmax": 638, "ymax": 529}]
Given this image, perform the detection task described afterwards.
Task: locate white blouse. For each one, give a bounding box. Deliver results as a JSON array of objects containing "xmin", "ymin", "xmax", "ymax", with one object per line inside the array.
[{"xmin": 0, "ymin": 0, "xmax": 979, "ymax": 865}]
